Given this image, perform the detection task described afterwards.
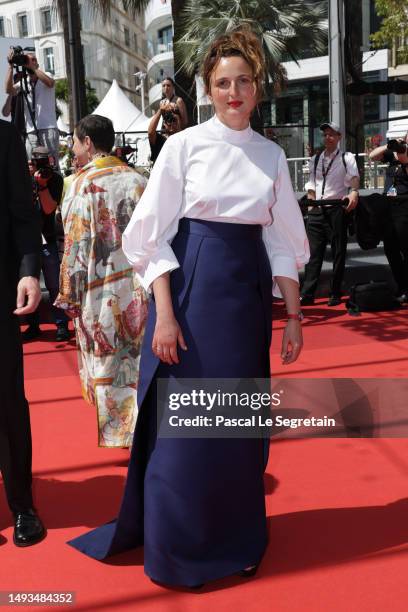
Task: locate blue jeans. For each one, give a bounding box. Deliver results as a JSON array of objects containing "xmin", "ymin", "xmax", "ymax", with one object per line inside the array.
[{"xmin": 27, "ymin": 242, "xmax": 68, "ymax": 328}]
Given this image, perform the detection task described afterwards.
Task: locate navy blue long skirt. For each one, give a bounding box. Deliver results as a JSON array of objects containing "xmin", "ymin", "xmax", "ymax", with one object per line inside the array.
[{"xmin": 68, "ymin": 218, "xmax": 273, "ymax": 587}]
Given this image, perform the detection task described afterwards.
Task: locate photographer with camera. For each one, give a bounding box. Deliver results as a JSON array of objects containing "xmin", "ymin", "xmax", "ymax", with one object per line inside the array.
[
  {"xmin": 161, "ymin": 77, "xmax": 188, "ymax": 128},
  {"xmin": 5, "ymin": 48, "xmax": 59, "ymax": 168},
  {"xmin": 300, "ymin": 122, "xmax": 360, "ymax": 306},
  {"xmin": 148, "ymin": 100, "xmax": 182, "ymax": 164},
  {"xmin": 370, "ymin": 134, "xmax": 408, "ymax": 195},
  {"xmin": 369, "ymin": 134, "xmax": 408, "ymax": 302},
  {"xmin": 23, "ymin": 146, "xmax": 70, "ymax": 342}
]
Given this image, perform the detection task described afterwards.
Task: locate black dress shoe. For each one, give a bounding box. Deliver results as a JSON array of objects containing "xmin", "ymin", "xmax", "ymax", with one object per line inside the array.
[
  {"xmin": 21, "ymin": 326, "xmax": 41, "ymax": 342},
  {"xmin": 327, "ymin": 296, "xmax": 341, "ymax": 306},
  {"xmin": 56, "ymin": 324, "xmax": 70, "ymax": 342},
  {"xmin": 13, "ymin": 509, "xmax": 46, "ymax": 547},
  {"xmin": 237, "ymin": 564, "xmax": 258, "ymax": 577},
  {"xmin": 300, "ymin": 295, "xmax": 315, "ymax": 306}
]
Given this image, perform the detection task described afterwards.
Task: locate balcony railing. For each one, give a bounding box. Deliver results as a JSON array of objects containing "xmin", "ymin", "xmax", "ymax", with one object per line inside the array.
[
  {"xmin": 145, "ymin": 0, "xmax": 172, "ymax": 31},
  {"xmin": 148, "ymin": 40, "xmax": 173, "ymax": 57}
]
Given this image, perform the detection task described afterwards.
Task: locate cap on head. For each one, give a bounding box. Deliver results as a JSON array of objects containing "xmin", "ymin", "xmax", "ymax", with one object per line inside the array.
[{"xmin": 320, "ymin": 121, "xmax": 341, "ymax": 134}]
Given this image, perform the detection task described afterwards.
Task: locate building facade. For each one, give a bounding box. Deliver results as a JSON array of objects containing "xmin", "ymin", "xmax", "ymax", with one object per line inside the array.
[
  {"xmin": 144, "ymin": 0, "xmax": 173, "ymax": 109},
  {"xmin": 260, "ymin": 0, "xmax": 388, "ymax": 159},
  {"xmin": 81, "ymin": 0, "xmax": 148, "ymax": 111},
  {"xmin": 0, "ymin": 0, "xmax": 148, "ymax": 122}
]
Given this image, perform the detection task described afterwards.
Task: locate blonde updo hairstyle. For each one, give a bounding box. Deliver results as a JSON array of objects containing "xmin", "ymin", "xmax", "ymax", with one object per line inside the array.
[{"xmin": 201, "ymin": 28, "xmax": 266, "ymax": 103}]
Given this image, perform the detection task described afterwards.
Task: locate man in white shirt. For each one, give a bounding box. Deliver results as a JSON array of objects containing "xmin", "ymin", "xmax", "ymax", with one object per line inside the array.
[
  {"xmin": 301, "ymin": 122, "xmax": 360, "ymax": 306},
  {"xmin": 5, "ymin": 51, "xmax": 59, "ymax": 168}
]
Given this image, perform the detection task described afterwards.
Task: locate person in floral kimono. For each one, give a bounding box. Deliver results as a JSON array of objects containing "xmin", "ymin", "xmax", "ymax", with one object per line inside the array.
[{"xmin": 55, "ymin": 114, "xmax": 148, "ymax": 447}]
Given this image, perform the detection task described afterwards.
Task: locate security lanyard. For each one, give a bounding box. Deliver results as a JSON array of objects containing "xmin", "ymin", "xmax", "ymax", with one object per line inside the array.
[{"xmin": 321, "ymin": 150, "xmax": 339, "ymax": 197}]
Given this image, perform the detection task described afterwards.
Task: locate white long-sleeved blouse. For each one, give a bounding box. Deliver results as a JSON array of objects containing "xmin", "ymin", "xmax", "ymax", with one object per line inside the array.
[{"xmin": 122, "ymin": 114, "xmax": 310, "ymax": 298}]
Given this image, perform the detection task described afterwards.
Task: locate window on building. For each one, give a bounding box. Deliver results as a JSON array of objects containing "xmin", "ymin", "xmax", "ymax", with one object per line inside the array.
[
  {"xmin": 276, "ymin": 95, "xmax": 304, "ymax": 125},
  {"xmin": 158, "ymin": 25, "xmax": 172, "ymax": 49},
  {"xmin": 18, "ymin": 13, "xmax": 28, "ymax": 37},
  {"xmin": 133, "ymin": 32, "xmax": 138, "ymax": 53},
  {"xmin": 0, "ymin": 17, "xmax": 4, "ymax": 37},
  {"xmin": 142, "ymin": 39, "xmax": 148, "ymax": 57},
  {"xmin": 389, "ymin": 90, "xmax": 408, "ymax": 113},
  {"xmin": 113, "ymin": 17, "xmax": 120, "ymax": 41},
  {"xmin": 82, "ymin": 44, "xmax": 91, "ymax": 76},
  {"xmin": 364, "ymin": 95, "xmax": 380, "ymax": 122},
  {"xmin": 41, "ymin": 8, "xmax": 52, "ymax": 33},
  {"xmin": 369, "ymin": 0, "xmax": 382, "ymax": 36},
  {"xmin": 124, "ymin": 27, "xmax": 130, "ymax": 46},
  {"xmin": 43, "ymin": 47, "xmax": 55, "ymax": 75}
]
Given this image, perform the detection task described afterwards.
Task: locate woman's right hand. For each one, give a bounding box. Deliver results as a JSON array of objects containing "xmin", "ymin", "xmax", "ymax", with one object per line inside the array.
[{"xmin": 152, "ymin": 315, "xmax": 187, "ymax": 364}]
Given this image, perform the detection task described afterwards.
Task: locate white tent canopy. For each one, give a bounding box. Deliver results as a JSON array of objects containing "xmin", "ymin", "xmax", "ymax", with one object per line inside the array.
[
  {"xmin": 126, "ymin": 113, "xmax": 151, "ymax": 133},
  {"xmin": 57, "ymin": 115, "xmax": 70, "ymax": 134},
  {"xmin": 92, "ymin": 79, "xmax": 149, "ymax": 133}
]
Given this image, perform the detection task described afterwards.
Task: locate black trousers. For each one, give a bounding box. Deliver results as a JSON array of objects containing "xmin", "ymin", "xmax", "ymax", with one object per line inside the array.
[
  {"xmin": 384, "ymin": 199, "xmax": 408, "ymax": 295},
  {"xmin": 301, "ymin": 206, "xmax": 348, "ymax": 298},
  {"xmin": 0, "ymin": 314, "xmax": 33, "ymax": 514}
]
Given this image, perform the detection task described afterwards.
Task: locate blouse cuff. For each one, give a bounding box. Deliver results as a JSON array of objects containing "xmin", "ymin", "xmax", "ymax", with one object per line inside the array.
[
  {"xmin": 134, "ymin": 245, "xmax": 180, "ymax": 292},
  {"xmin": 271, "ymin": 255, "xmax": 301, "ymax": 298}
]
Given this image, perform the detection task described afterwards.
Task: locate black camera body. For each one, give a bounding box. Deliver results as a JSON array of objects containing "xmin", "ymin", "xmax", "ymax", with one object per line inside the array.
[
  {"xmin": 9, "ymin": 46, "xmax": 29, "ymax": 68},
  {"xmin": 162, "ymin": 109, "xmax": 180, "ymax": 124},
  {"xmin": 387, "ymin": 139, "xmax": 408, "ymax": 154},
  {"xmin": 33, "ymin": 156, "xmax": 53, "ymax": 181}
]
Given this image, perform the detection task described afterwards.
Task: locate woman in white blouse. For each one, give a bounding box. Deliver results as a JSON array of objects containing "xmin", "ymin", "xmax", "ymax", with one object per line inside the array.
[{"xmin": 68, "ymin": 28, "xmax": 309, "ymax": 589}]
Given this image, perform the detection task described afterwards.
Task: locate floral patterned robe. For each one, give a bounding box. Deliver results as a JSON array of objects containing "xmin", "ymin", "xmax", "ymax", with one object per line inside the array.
[{"xmin": 55, "ymin": 156, "xmax": 149, "ymax": 447}]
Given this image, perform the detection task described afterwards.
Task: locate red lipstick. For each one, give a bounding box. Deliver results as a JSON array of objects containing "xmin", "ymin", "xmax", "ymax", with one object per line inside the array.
[{"xmin": 228, "ymin": 101, "xmax": 243, "ymax": 108}]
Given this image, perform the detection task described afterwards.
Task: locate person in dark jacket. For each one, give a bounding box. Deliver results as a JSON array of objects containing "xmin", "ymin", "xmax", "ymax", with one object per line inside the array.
[
  {"xmin": 0, "ymin": 119, "xmax": 46, "ymax": 546},
  {"xmin": 369, "ymin": 133, "xmax": 408, "ymax": 302}
]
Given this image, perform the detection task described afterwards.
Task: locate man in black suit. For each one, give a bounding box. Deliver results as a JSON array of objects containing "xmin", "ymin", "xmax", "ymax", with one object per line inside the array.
[{"xmin": 0, "ymin": 119, "xmax": 46, "ymax": 546}]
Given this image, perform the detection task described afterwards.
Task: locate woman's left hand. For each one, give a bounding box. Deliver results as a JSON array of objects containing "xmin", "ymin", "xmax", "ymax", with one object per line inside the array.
[{"xmin": 281, "ymin": 320, "xmax": 303, "ymax": 364}]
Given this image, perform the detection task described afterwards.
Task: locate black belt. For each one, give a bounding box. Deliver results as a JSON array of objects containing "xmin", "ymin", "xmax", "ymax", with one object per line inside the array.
[{"xmin": 308, "ymin": 198, "xmax": 348, "ymax": 211}]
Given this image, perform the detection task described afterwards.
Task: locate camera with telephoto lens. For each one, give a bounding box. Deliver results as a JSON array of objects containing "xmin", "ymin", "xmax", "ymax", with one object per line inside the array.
[
  {"xmin": 162, "ymin": 108, "xmax": 180, "ymax": 124},
  {"xmin": 32, "ymin": 154, "xmax": 53, "ymax": 182},
  {"xmin": 9, "ymin": 45, "xmax": 29, "ymax": 68},
  {"xmin": 387, "ymin": 139, "xmax": 408, "ymax": 154}
]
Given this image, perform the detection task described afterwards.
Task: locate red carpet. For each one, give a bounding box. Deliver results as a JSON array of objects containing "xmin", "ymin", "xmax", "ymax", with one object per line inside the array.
[{"xmin": 1, "ymin": 301, "xmax": 408, "ymax": 611}]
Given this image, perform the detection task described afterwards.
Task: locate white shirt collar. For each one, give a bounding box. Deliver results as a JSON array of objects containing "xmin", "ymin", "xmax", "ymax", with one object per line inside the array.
[
  {"xmin": 211, "ymin": 114, "xmax": 253, "ymax": 145},
  {"xmin": 324, "ymin": 145, "xmax": 341, "ymax": 159}
]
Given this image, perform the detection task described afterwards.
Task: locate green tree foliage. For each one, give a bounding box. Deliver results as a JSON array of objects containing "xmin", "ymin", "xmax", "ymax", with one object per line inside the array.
[
  {"xmin": 55, "ymin": 78, "xmax": 99, "ymax": 114},
  {"xmin": 371, "ymin": 0, "xmax": 408, "ymax": 63},
  {"xmin": 176, "ymin": 0, "xmax": 328, "ymax": 91},
  {"xmin": 88, "ymin": 0, "xmax": 327, "ymax": 120},
  {"xmin": 85, "ymin": 0, "xmax": 148, "ymax": 19}
]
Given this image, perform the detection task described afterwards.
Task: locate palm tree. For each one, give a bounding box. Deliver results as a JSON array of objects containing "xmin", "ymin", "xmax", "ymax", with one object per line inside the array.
[
  {"xmin": 176, "ymin": 0, "xmax": 328, "ymax": 94},
  {"xmin": 53, "ymin": 0, "xmax": 87, "ymax": 129},
  {"xmin": 82, "ymin": 1, "xmax": 196, "ymax": 117},
  {"xmin": 54, "ymin": 0, "xmax": 147, "ymax": 127},
  {"xmin": 58, "ymin": 1, "xmax": 327, "ymax": 125}
]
